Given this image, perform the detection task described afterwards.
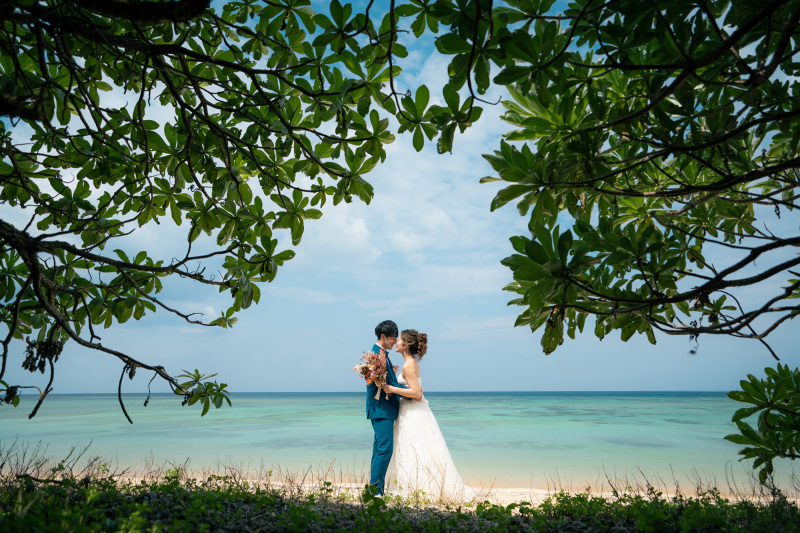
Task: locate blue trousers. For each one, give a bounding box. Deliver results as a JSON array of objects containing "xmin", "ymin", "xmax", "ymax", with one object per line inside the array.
[{"xmin": 369, "ymin": 418, "xmax": 394, "ymax": 495}]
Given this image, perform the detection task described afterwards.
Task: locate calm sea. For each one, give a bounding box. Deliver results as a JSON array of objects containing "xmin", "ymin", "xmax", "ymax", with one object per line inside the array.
[{"xmin": 1, "ymin": 392, "xmax": 795, "ymax": 489}]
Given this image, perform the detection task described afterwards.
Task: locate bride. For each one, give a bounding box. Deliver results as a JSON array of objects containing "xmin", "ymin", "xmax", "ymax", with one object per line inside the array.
[{"xmin": 381, "ymin": 329, "xmax": 476, "ymax": 502}]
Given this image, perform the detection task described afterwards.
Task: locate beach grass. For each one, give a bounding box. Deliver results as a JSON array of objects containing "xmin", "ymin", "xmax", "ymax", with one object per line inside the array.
[{"xmin": 1, "ymin": 443, "xmax": 799, "ymax": 532}]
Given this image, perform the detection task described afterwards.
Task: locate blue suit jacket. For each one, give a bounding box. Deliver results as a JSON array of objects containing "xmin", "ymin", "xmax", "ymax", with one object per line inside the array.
[{"xmin": 365, "ymin": 344, "xmax": 407, "ymax": 420}]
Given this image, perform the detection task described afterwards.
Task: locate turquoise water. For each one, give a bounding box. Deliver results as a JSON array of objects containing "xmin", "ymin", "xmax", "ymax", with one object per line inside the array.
[{"xmin": 1, "ymin": 392, "xmax": 795, "ymax": 489}]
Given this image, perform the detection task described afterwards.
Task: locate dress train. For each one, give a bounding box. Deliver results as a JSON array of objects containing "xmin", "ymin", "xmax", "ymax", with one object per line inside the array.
[{"xmin": 385, "ymin": 372, "xmax": 475, "ymax": 502}]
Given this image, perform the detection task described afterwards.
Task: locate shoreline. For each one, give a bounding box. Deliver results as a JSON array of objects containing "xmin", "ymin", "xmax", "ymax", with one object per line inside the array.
[
  {"xmin": 49, "ymin": 467, "xmax": 796, "ymax": 507},
  {"xmin": 81, "ymin": 475, "xmax": 798, "ymax": 507},
  {"xmin": 2, "ymin": 440, "xmax": 796, "ymax": 506},
  {"xmin": 3, "ymin": 443, "xmax": 797, "ymax": 509}
]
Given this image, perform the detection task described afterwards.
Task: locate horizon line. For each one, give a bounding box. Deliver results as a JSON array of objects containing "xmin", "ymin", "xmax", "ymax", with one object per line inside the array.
[{"xmin": 20, "ymin": 390, "xmax": 732, "ymax": 395}]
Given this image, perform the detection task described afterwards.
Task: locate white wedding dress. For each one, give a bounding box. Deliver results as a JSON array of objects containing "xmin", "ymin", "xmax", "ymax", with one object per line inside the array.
[{"xmin": 385, "ymin": 370, "xmax": 476, "ymax": 502}]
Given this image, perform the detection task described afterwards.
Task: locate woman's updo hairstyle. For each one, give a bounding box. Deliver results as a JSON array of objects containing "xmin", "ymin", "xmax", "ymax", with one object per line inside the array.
[{"xmin": 401, "ymin": 329, "xmax": 428, "ymax": 361}]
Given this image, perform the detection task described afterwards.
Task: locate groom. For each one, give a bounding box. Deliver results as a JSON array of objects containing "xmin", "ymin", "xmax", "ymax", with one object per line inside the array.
[{"xmin": 365, "ymin": 319, "xmax": 407, "ymax": 496}]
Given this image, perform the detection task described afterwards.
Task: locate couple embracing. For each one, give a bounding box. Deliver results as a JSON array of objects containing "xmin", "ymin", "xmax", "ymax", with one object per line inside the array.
[{"xmin": 366, "ymin": 320, "xmax": 475, "ymax": 501}]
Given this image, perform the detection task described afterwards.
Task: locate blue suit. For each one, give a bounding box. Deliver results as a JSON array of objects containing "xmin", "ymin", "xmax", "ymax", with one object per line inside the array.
[{"xmin": 365, "ymin": 343, "xmax": 407, "ymax": 494}]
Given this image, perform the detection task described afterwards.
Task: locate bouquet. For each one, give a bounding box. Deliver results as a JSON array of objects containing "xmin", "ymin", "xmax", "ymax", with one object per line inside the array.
[{"xmin": 354, "ymin": 349, "xmax": 389, "ymax": 400}]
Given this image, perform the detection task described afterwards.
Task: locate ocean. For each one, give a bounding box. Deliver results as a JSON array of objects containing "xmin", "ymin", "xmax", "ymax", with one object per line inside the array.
[{"xmin": 1, "ymin": 391, "xmax": 795, "ymax": 490}]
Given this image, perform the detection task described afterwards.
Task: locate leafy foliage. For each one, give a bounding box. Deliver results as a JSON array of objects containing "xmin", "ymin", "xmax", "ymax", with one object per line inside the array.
[
  {"xmin": 5, "ymin": 0, "xmax": 798, "ymax": 421},
  {"xmin": 426, "ymin": 0, "xmax": 800, "ymax": 354},
  {"xmin": 0, "ymin": 0, "xmax": 481, "ymax": 419},
  {"xmin": 726, "ymin": 364, "xmax": 800, "ymax": 484},
  {"xmin": 2, "ymin": 472, "xmax": 799, "ymax": 532},
  {"xmin": 176, "ymin": 369, "xmax": 231, "ymax": 417}
]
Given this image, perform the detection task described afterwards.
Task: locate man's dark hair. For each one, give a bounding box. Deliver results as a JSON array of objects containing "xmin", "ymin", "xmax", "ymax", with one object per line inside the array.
[{"xmin": 375, "ymin": 320, "xmax": 398, "ymax": 339}]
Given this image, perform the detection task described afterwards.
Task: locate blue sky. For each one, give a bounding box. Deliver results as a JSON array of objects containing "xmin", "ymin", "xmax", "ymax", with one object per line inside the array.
[{"xmin": 3, "ymin": 1, "xmax": 798, "ymax": 399}]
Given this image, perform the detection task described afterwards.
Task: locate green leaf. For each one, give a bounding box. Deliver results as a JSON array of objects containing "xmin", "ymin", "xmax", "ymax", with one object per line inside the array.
[
  {"xmin": 415, "ymin": 85, "xmax": 430, "ymax": 114},
  {"xmin": 443, "ymin": 84, "xmax": 459, "ymax": 111},
  {"xmin": 491, "ymin": 185, "xmax": 531, "ymax": 211},
  {"xmin": 494, "ymin": 66, "xmax": 530, "ymax": 85},
  {"xmin": 724, "ymin": 433, "xmax": 755, "ymax": 446},
  {"xmin": 436, "ymin": 33, "xmax": 472, "ymax": 54},
  {"xmin": 145, "ymin": 131, "xmax": 170, "ymax": 152},
  {"xmin": 304, "ymin": 209, "xmax": 322, "ymax": 220},
  {"xmin": 412, "ymin": 127, "xmax": 424, "ymax": 152}
]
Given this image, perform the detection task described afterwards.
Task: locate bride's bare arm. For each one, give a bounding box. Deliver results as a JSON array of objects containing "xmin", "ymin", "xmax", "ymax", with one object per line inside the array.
[{"xmin": 385, "ymin": 362, "xmax": 422, "ymax": 400}]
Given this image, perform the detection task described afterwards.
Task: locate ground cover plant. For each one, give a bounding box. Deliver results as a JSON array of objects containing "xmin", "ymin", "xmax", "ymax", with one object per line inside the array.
[
  {"xmin": 2, "ymin": 471, "xmax": 799, "ymax": 532},
  {"xmin": 1, "ymin": 446, "xmax": 798, "ymax": 532}
]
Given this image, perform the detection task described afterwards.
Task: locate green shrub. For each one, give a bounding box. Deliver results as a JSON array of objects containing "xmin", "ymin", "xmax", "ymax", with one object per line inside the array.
[{"xmin": 1, "ymin": 475, "xmax": 798, "ymax": 532}]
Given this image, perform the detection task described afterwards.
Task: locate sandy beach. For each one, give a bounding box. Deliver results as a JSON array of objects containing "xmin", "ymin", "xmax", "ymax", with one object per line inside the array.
[
  {"xmin": 5, "ymin": 435, "xmax": 796, "ymax": 510},
  {"xmin": 92, "ymin": 465, "xmax": 795, "ymax": 509}
]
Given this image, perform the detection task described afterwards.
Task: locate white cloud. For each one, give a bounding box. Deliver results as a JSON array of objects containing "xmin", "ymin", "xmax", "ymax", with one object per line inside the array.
[{"xmin": 295, "ymin": 208, "xmax": 382, "ymax": 268}]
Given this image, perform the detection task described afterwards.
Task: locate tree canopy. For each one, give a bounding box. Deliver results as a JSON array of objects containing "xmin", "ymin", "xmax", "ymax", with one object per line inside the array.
[
  {"xmin": 2, "ymin": 0, "xmax": 799, "ymax": 422},
  {"xmin": 431, "ymin": 0, "xmax": 800, "ymax": 356},
  {"xmin": 0, "ymin": 0, "xmax": 483, "ymax": 420}
]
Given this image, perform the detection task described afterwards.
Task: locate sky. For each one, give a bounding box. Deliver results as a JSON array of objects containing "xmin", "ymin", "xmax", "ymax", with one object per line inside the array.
[{"xmin": 2, "ymin": 1, "xmax": 798, "ymax": 399}]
